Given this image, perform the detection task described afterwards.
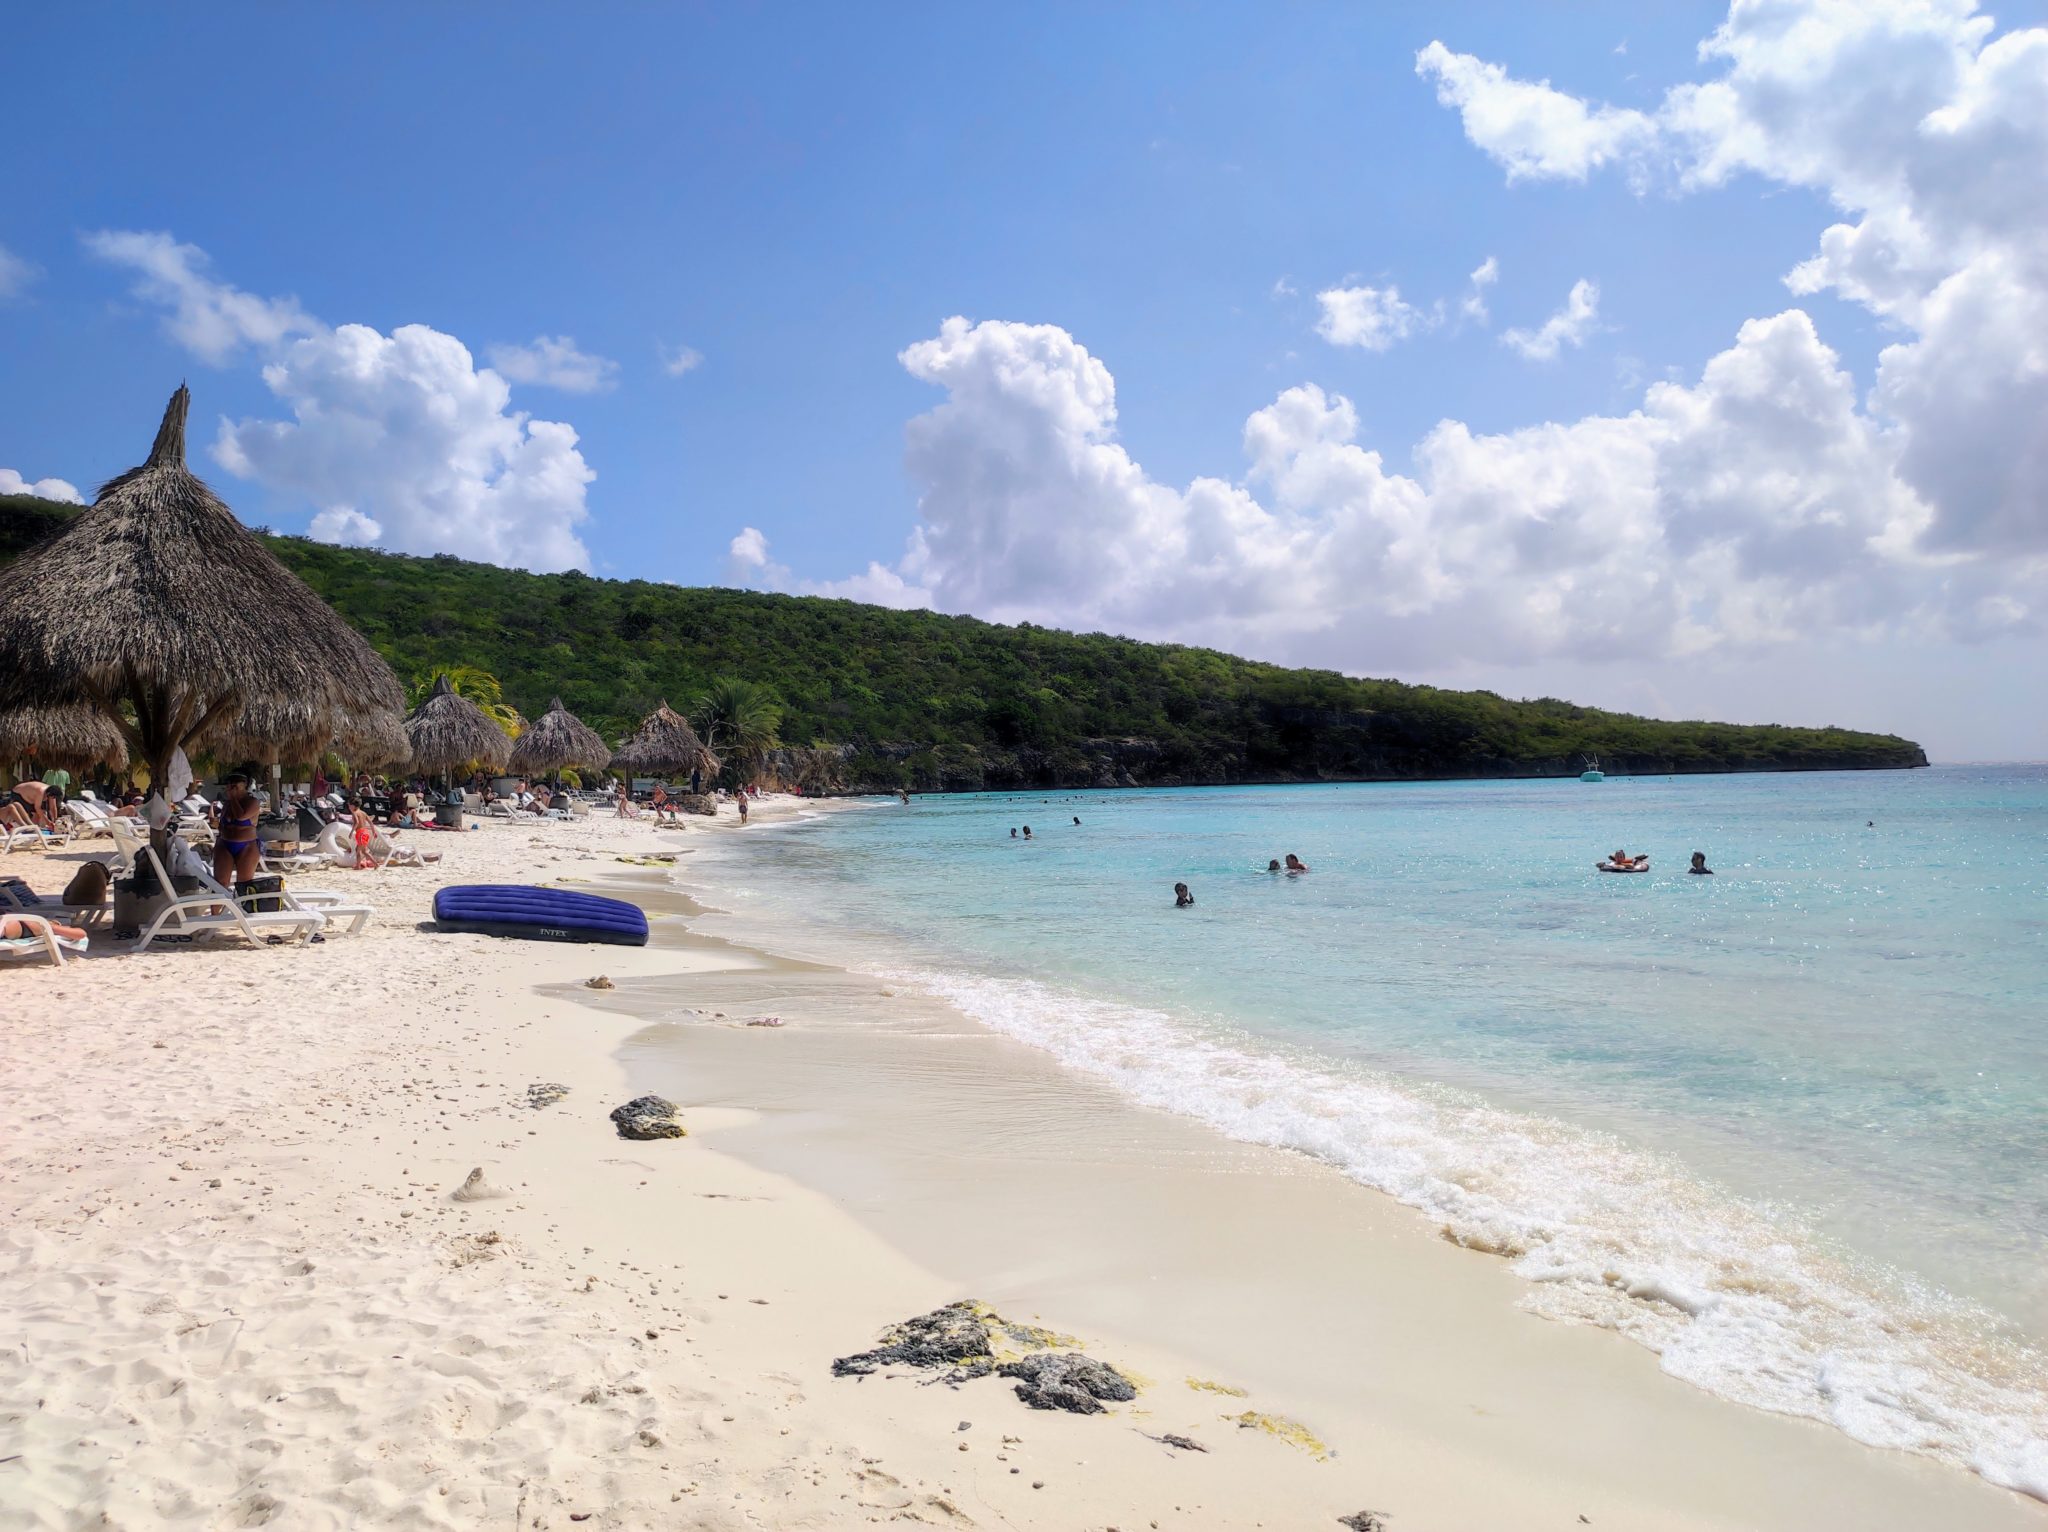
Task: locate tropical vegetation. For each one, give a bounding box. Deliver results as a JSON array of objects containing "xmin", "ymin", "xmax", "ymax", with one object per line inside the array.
[{"xmin": 0, "ymin": 493, "xmax": 1927, "ymax": 790}]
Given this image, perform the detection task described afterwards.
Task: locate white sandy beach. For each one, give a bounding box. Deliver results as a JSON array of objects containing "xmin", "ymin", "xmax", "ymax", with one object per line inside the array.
[{"xmin": 3, "ymin": 800, "xmax": 2041, "ymax": 1530}]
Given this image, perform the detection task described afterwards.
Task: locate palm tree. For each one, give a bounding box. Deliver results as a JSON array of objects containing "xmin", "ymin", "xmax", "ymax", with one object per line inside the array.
[
  {"xmin": 693, "ymin": 676, "xmax": 781, "ymax": 782},
  {"xmin": 408, "ymin": 665, "xmax": 523, "ymax": 738}
]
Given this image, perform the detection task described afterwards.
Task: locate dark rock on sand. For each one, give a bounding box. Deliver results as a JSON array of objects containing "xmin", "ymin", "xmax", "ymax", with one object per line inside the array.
[
  {"xmin": 610, "ymin": 1095, "xmax": 685, "ymax": 1140},
  {"xmin": 674, "ymin": 793, "xmax": 718, "ymax": 816},
  {"xmin": 1338, "ymin": 1514, "xmax": 1389, "ymax": 1531},
  {"xmin": 832, "ymin": 1301, "xmax": 994, "ymax": 1378},
  {"xmin": 997, "ymin": 1353, "xmax": 1136, "ymax": 1414},
  {"xmin": 526, "ymin": 1083, "xmax": 570, "ymax": 1109}
]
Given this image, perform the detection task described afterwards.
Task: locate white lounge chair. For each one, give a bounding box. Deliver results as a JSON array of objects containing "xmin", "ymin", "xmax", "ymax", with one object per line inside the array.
[
  {"xmin": 130, "ymin": 845, "xmax": 326, "ymax": 952},
  {"xmin": 366, "ymin": 833, "xmax": 441, "ymax": 868},
  {"xmin": 1, "ymin": 873, "xmax": 110, "ymax": 926},
  {"xmin": 1, "ymin": 911, "xmax": 87, "ymax": 966},
  {"xmin": 2, "ymin": 818, "xmax": 72, "ymax": 854},
  {"xmin": 104, "ymin": 818, "xmax": 150, "ymax": 878},
  {"xmin": 190, "ymin": 863, "xmax": 373, "ymax": 936},
  {"xmin": 62, "ymin": 800, "xmax": 119, "ymax": 841}
]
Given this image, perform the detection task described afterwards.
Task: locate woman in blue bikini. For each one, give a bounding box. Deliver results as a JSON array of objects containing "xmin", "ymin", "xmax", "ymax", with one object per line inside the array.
[{"xmin": 211, "ymin": 770, "xmax": 263, "ymax": 890}]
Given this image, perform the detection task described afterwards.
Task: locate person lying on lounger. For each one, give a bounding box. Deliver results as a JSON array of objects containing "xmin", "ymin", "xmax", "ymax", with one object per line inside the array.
[{"xmin": 3, "ymin": 912, "xmax": 89, "ymax": 943}]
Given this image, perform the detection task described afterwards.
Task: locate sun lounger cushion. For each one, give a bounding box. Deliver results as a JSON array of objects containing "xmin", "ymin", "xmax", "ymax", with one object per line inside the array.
[{"xmin": 431, "ymin": 884, "xmax": 649, "ymax": 946}]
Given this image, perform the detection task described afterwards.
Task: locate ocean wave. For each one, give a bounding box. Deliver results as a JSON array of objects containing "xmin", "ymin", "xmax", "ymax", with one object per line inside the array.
[{"xmin": 883, "ymin": 961, "xmax": 2048, "ymax": 1501}]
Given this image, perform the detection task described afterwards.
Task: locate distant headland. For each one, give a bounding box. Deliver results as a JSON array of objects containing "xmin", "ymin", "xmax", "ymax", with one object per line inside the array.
[{"xmin": 1, "ymin": 494, "xmax": 1928, "ymax": 793}]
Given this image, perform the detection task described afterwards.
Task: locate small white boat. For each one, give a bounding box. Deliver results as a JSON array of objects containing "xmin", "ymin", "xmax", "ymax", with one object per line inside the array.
[{"xmin": 1580, "ymin": 757, "xmax": 1605, "ymax": 783}]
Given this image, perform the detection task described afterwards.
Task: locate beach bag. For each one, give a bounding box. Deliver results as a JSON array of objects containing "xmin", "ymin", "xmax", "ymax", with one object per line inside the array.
[
  {"xmin": 62, "ymin": 862, "xmax": 111, "ymax": 908},
  {"xmin": 237, "ymin": 875, "xmax": 286, "ymax": 914}
]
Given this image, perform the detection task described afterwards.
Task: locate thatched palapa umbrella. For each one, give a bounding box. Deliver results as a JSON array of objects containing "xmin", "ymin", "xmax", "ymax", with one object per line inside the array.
[
  {"xmin": 508, "ymin": 696, "xmax": 611, "ymax": 778},
  {"xmin": 0, "ymin": 701, "xmax": 130, "ymax": 774},
  {"xmin": 404, "ymin": 674, "xmax": 513, "ymax": 775},
  {"xmin": 0, "ymin": 387, "xmax": 405, "ymax": 798},
  {"xmin": 612, "ymin": 701, "xmax": 719, "ymax": 782}
]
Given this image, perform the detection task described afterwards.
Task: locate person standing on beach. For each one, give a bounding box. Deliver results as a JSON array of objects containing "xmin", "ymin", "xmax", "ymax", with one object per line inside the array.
[{"xmin": 737, "ymin": 793, "xmax": 749, "ymax": 824}]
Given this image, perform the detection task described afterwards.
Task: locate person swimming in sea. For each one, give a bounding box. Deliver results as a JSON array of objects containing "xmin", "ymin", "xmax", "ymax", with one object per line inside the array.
[
  {"xmin": 1072, "ymin": 816, "xmax": 1080, "ymax": 826},
  {"xmin": 1174, "ymin": 881, "xmax": 1194, "ymax": 907},
  {"xmin": 1284, "ymin": 853, "xmax": 1309, "ymax": 874},
  {"xmin": 1010, "ymin": 827, "xmax": 1018, "ymax": 838},
  {"xmin": 1688, "ymin": 851, "xmax": 1714, "ymax": 875},
  {"xmin": 1266, "ymin": 859, "xmax": 1282, "ymax": 872},
  {"xmin": 1606, "ymin": 848, "xmax": 1641, "ymax": 870},
  {"xmin": 1022, "ymin": 825, "xmax": 1032, "ymax": 839}
]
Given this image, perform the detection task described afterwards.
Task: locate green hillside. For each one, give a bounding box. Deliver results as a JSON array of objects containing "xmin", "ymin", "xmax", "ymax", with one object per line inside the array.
[{"xmin": 0, "ymin": 494, "xmax": 1927, "ymax": 790}]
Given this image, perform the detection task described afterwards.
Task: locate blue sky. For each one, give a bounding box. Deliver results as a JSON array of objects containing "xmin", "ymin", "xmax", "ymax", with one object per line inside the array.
[{"xmin": 4, "ymin": 3, "xmax": 2045, "ymax": 758}]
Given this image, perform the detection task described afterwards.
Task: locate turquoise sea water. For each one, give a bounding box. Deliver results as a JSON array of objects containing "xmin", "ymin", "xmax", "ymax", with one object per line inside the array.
[{"xmin": 685, "ymin": 766, "xmax": 2048, "ymax": 1498}]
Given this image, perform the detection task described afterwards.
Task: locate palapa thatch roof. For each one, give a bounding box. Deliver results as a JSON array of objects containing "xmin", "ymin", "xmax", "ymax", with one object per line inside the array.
[
  {"xmin": 0, "ymin": 387, "xmax": 406, "ymax": 787},
  {"xmin": 0, "ymin": 701, "xmax": 130, "ymax": 773},
  {"xmin": 612, "ymin": 701, "xmax": 720, "ymax": 779},
  {"xmin": 211, "ymin": 704, "xmax": 413, "ymax": 772},
  {"xmin": 508, "ymin": 696, "xmax": 611, "ymax": 774},
  {"xmin": 404, "ymin": 674, "xmax": 513, "ymax": 773}
]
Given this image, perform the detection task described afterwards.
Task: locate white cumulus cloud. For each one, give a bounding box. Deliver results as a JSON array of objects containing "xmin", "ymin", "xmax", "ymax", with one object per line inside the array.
[
  {"xmin": 1501, "ymin": 278, "xmax": 1601, "ymax": 360},
  {"xmin": 1418, "ymin": 2, "xmax": 2048, "ymax": 559},
  {"xmin": 1315, "ymin": 284, "xmax": 1432, "ymax": 351},
  {"xmin": 767, "ymin": 309, "xmax": 2032, "ymax": 674},
  {"xmin": 487, "ymin": 335, "xmax": 620, "ymax": 393},
  {"xmin": 726, "ymin": 525, "xmax": 788, "ymax": 587},
  {"xmin": 0, "ymin": 468, "xmax": 83, "ymax": 503},
  {"xmin": 90, "ymin": 232, "xmax": 597, "ymax": 573},
  {"xmin": 661, "ymin": 343, "xmax": 704, "ymax": 377},
  {"xmin": 726, "ymin": 524, "xmax": 932, "ymax": 609},
  {"xmin": 85, "ymin": 230, "xmax": 317, "ymax": 362},
  {"xmin": 1416, "ymin": 40, "xmax": 1658, "ymax": 182}
]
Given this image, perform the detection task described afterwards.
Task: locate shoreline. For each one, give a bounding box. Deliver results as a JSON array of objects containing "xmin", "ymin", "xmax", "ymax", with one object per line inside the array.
[
  {"xmin": 1, "ymin": 797, "xmax": 2038, "ymax": 1528},
  {"xmin": 632, "ymin": 805, "xmax": 2047, "ymax": 1527}
]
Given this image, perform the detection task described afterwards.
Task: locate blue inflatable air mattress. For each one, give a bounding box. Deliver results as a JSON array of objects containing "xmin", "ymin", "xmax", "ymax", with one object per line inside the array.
[{"xmin": 432, "ymin": 884, "xmax": 649, "ymax": 946}]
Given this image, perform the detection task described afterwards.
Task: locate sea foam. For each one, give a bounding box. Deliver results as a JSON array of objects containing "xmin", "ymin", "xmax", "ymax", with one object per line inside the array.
[{"xmin": 888, "ymin": 960, "xmax": 2048, "ymax": 1501}]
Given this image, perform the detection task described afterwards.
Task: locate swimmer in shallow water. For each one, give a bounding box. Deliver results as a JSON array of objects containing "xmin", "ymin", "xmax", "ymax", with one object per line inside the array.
[
  {"xmin": 1267, "ymin": 859, "xmax": 1282, "ymax": 872},
  {"xmin": 1689, "ymin": 851, "xmax": 1714, "ymax": 875},
  {"xmin": 1009, "ymin": 828, "xmax": 1017, "ymax": 838},
  {"xmin": 1174, "ymin": 881, "xmax": 1194, "ymax": 907},
  {"xmin": 1284, "ymin": 853, "xmax": 1309, "ymax": 874},
  {"xmin": 1022, "ymin": 825, "xmax": 1032, "ymax": 839}
]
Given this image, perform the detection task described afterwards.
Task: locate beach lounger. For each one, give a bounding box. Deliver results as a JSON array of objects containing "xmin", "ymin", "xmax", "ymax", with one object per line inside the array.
[
  {"xmin": 259, "ymin": 843, "xmax": 330, "ymax": 874},
  {"xmin": 187, "ymin": 864, "xmax": 373, "ymax": 936},
  {"xmin": 0, "ymin": 912, "xmax": 88, "ymax": 966},
  {"xmin": 366, "ymin": 834, "xmax": 442, "ymax": 868},
  {"xmin": 62, "ymin": 800, "xmax": 118, "ymax": 841},
  {"xmin": 2, "ymin": 819, "xmax": 72, "ymax": 854},
  {"xmin": 1, "ymin": 874, "xmax": 110, "ymax": 926},
  {"xmin": 103, "ymin": 818, "xmax": 150, "ymax": 878},
  {"xmin": 130, "ymin": 846, "xmax": 326, "ymax": 952}
]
